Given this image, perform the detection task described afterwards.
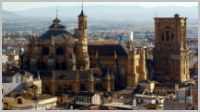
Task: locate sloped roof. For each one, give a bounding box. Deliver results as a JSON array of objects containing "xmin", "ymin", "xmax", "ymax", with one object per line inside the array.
[
  {"xmin": 30, "ymin": 69, "xmax": 101, "ymax": 81},
  {"xmin": 88, "ymin": 44, "xmax": 128, "ymax": 56},
  {"xmin": 76, "ymin": 91, "xmax": 95, "ymax": 96}
]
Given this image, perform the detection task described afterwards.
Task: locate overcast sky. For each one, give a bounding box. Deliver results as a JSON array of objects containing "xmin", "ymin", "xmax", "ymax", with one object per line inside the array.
[{"xmin": 3, "ymin": 2, "xmax": 198, "ymax": 11}]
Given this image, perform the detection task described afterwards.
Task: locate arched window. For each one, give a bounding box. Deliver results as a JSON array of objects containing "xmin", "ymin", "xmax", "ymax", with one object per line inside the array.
[
  {"xmin": 37, "ymin": 62, "xmax": 45, "ymax": 70},
  {"xmin": 38, "ymin": 62, "xmax": 46, "ymax": 69},
  {"xmin": 17, "ymin": 98, "xmax": 22, "ymax": 104},
  {"xmin": 56, "ymin": 47, "xmax": 64, "ymax": 55},
  {"xmin": 80, "ymin": 20, "xmax": 83, "ymax": 29},
  {"xmin": 61, "ymin": 63, "xmax": 66, "ymax": 69},
  {"xmin": 95, "ymin": 83, "xmax": 102, "ymax": 91},
  {"xmin": 171, "ymin": 34, "xmax": 174, "ymax": 41},
  {"xmin": 166, "ymin": 31, "xmax": 169, "ymax": 41},
  {"xmin": 161, "ymin": 34, "xmax": 164, "ymax": 41},
  {"xmin": 55, "ymin": 63, "xmax": 60, "ymax": 70},
  {"xmin": 42, "ymin": 47, "xmax": 49, "ymax": 55},
  {"xmin": 73, "ymin": 47, "xmax": 76, "ymax": 54},
  {"xmin": 80, "ymin": 84, "xmax": 86, "ymax": 91}
]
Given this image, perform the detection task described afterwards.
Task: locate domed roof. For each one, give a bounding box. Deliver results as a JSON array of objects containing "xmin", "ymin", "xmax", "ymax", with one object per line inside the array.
[
  {"xmin": 174, "ymin": 13, "xmax": 180, "ymax": 18},
  {"xmin": 49, "ymin": 17, "xmax": 65, "ymax": 30},
  {"xmin": 39, "ymin": 30, "xmax": 73, "ymax": 41},
  {"xmin": 39, "ymin": 17, "xmax": 74, "ymax": 41}
]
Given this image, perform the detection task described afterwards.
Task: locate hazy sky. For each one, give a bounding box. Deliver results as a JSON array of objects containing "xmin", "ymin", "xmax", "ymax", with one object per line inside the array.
[{"xmin": 3, "ymin": 2, "xmax": 198, "ymax": 11}]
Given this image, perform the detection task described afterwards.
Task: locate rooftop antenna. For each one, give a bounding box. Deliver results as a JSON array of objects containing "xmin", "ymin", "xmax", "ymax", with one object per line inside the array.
[{"xmin": 82, "ymin": 2, "xmax": 84, "ymax": 11}]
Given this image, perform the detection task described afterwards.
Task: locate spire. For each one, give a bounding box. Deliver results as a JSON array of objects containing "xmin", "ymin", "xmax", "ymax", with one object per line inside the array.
[
  {"xmin": 79, "ymin": 2, "xmax": 85, "ymax": 16},
  {"xmin": 37, "ymin": 71, "xmax": 40, "ymax": 80},
  {"xmin": 49, "ymin": 9, "xmax": 66, "ymax": 30},
  {"xmin": 82, "ymin": 2, "xmax": 83, "ymax": 12},
  {"xmin": 52, "ymin": 9, "xmax": 61, "ymax": 23}
]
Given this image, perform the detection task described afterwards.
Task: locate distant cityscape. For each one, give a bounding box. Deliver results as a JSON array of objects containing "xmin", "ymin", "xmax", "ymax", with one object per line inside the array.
[{"xmin": 2, "ymin": 2, "xmax": 198, "ymax": 110}]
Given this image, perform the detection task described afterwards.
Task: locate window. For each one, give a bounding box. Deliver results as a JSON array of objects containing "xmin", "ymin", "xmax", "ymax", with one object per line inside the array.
[
  {"xmin": 166, "ymin": 31, "xmax": 169, "ymax": 41},
  {"xmin": 73, "ymin": 47, "xmax": 76, "ymax": 54},
  {"xmin": 171, "ymin": 34, "xmax": 174, "ymax": 41},
  {"xmin": 161, "ymin": 34, "xmax": 164, "ymax": 41},
  {"xmin": 95, "ymin": 83, "xmax": 102, "ymax": 90},
  {"xmin": 61, "ymin": 63, "xmax": 66, "ymax": 69},
  {"xmin": 80, "ymin": 20, "xmax": 83, "ymax": 29},
  {"xmin": 37, "ymin": 62, "xmax": 40, "ymax": 69},
  {"xmin": 56, "ymin": 47, "xmax": 64, "ymax": 55},
  {"xmin": 69, "ymin": 54, "xmax": 73, "ymax": 58},
  {"xmin": 38, "ymin": 62, "xmax": 46, "ymax": 69},
  {"xmin": 55, "ymin": 63, "xmax": 60, "ymax": 70},
  {"xmin": 80, "ymin": 84, "xmax": 86, "ymax": 91},
  {"xmin": 42, "ymin": 47, "xmax": 49, "ymax": 55},
  {"xmin": 17, "ymin": 98, "xmax": 22, "ymax": 104}
]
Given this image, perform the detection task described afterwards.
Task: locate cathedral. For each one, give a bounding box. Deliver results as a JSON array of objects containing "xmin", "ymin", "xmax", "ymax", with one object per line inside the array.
[{"xmin": 21, "ymin": 7, "xmax": 147, "ymax": 95}]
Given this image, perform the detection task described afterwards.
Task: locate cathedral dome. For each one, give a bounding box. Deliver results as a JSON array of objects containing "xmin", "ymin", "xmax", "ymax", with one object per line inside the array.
[{"xmin": 39, "ymin": 17, "xmax": 74, "ymax": 41}]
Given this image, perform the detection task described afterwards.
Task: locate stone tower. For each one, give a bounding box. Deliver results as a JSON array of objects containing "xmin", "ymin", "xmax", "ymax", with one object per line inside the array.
[
  {"xmin": 139, "ymin": 47, "xmax": 147, "ymax": 81},
  {"xmin": 154, "ymin": 14, "xmax": 190, "ymax": 82},
  {"xmin": 75, "ymin": 4, "xmax": 90, "ymax": 70},
  {"xmin": 127, "ymin": 40, "xmax": 134, "ymax": 88}
]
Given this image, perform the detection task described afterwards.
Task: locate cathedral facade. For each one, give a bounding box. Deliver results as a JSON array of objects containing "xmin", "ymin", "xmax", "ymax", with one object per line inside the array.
[
  {"xmin": 21, "ymin": 8, "xmax": 147, "ymax": 95},
  {"xmin": 154, "ymin": 14, "xmax": 190, "ymax": 83}
]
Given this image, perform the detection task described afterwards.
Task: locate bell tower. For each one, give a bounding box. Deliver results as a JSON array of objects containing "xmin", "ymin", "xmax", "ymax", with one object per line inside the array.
[
  {"xmin": 75, "ymin": 3, "xmax": 90, "ymax": 70},
  {"xmin": 78, "ymin": 3, "xmax": 87, "ymax": 30},
  {"xmin": 154, "ymin": 14, "xmax": 190, "ymax": 82}
]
